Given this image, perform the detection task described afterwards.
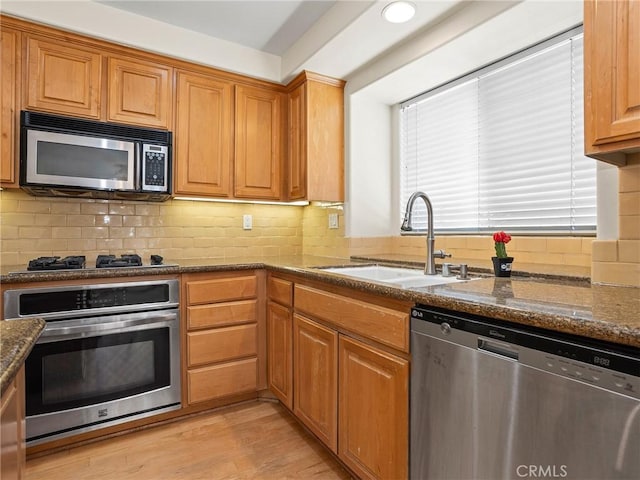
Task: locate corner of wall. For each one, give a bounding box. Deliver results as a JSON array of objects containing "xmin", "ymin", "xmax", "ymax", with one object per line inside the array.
[{"xmin": 591, "ymin": 154, "xmax": 640, "ymax": 287}]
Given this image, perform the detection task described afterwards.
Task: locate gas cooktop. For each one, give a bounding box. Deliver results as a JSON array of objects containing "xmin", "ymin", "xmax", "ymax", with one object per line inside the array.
[{"xmin": 26, "ymin": 254, "xmax": 167, "ymax": 271}]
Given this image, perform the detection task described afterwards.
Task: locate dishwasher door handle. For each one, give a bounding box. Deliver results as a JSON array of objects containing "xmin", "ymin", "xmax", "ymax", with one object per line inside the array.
[{"xmin": 478, "ymin": 338, "xmax": 519, "ymax": 360}]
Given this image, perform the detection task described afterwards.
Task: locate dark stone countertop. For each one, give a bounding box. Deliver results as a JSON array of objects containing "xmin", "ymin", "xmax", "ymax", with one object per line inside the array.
[
  {"xmin": 2, "ymin": 255, "xmax": 639, "ymax": 348},
  {"xmin": 0, "ymin": 318, "xmax": 45, "ymax": 396}
]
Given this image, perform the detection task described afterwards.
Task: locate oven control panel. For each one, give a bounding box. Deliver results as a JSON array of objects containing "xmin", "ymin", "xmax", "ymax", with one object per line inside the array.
[{"xmin": 4, "ymin": 280, "xmax": 179, "ymax": 320}]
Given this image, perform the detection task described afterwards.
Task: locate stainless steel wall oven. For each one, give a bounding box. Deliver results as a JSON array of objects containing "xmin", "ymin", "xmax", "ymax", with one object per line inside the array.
[{"xmin": 4, "ymin": 279, "xmax": 181, "ymax": 446}]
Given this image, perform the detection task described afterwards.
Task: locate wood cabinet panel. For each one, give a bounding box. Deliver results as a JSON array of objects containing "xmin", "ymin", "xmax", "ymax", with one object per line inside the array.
[
  {"xmin": 294, "ymin": 284, "xmax": 409, "ymax": 352},
  {"xmin": 186, "ymin": 275, "xmax": 257, "ymax": 304},
  {"xmin": 585, "ymin": 0, "xmax": 640, "ymax": 163},
  {"xmin": 187, "ymin": 299, "xmax": 256, "ymax": 330},
  {"xmin": 287, "ymin": 72, "xmax": 345, "ymax": 202},
  {"xmin": 287, "ymin": 83, "xmax": 306, "ymax": 199},
  {"xmin": 267, "ymin": 301, "xmax": 293, "ymax": 409},
  {"xmin": 1, "ymin": 28, "xmax": 19, "ymax": 186},
  {"xmin": 187, "ymin": 324, "xmax": 257, "ymax": 367},
  {"xmin": 235, "ymin": 85, "xmax": 284, "ymax": 199},
  {"xmin": 174, "ymin": 71, "xmax": 233, "ymax": 196},
  {"xmin": 338, "ymin": 336, "xmax": 408, "ymax": 480},
  {"xmin": 187, "ymin": 357, "xmax": 257, "ymax": 404},
  {"xmin": 293, "ymin": 314, "xmax": 338, "ymax": 453},
  {"xmin": 26, "ymin": 36, "xmax": 102, "ymax": 118},
  {"xmin": 107, "ymin": 56, "xmax": 172, "ymax": 129},
  {"xmin": 1, "ymin": 367, "xmax": 24, "ymax": 480},
  {"xmin": 268, "ymin": 276, "xmax": 292, "ymax": 307}
]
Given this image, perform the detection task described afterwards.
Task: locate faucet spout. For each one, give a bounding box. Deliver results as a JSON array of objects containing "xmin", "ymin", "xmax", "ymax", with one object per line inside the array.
[{"xmin": 401, "ymin": 191, "xmax": 440, "ymax": 275}]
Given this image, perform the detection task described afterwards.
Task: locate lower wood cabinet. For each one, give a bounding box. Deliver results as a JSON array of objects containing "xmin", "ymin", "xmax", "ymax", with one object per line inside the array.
[
  {"xmin": 339, "ymin": 336, "xmax": 409, "ymax": 480},
  {"xmin": 267, "ymin": 300, "xmax": 293, "ymax": 409},
  {"xmin": 293, "ymin": 314, "xmax": 338, "ymax": 453},
  {"xmin": 182, "ymin": 271, "xmax": 265, "ymax": 407},
  {"xmin": 188, "ymin": 358, "xmax": 257, "ymax": 405},
  {"xmin": 274, "ymin": 280, "xmax": 411, "ymax": 479},
  {"xmin": 0, "ymin": 367, "xmax": 25, "ymax": 480}
]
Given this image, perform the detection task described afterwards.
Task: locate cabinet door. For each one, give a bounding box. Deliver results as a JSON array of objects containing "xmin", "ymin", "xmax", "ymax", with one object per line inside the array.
[
  {"xmin": 267, "ymin": 301, "xmax": 293, "ymax": 409},
  {"xmin": 293, "ymin": 314, "xmax": 338, "ymax": 452},
  {"xmin": 305, "ymin": 77, "xmax": 344, "ymax": 202},
  {"xmin": 108, "ymin": 56, "xmax": 172, "ymax": 129},
  {"xmin": 235, "ymin": 85, "xmax": 284, "ymax": 199},
  {"xmin": 287, "ymin": 82, "xmax": 306, "ymax": 200},
  {"xmin": 26, "ymin": 36, "xmax": 102, "ymax": 118},
  {"xmin": 0, "ymin": 368, "xmax": 24, "ymax": 480},
  {"xmin": 286, "ymin": 72, "xmax": 345, "ymax": 202},
  {"xmin": 1, "ymin": 28, "xmax": 19, "ymax": 186},
  {"xmin": 585, "ymin": 0, "xmax": 640, "ymax": 161},
  {"xmin": 339, "ymin": 336, "xmax": 408, "ymax": 480},
  {"xmin": 174, "ymin": 71, "xmax": 233, "ymax": 196}
]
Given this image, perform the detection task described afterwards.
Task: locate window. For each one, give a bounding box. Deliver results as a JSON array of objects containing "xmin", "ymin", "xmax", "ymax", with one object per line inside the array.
[{"xmin": 400, "ymin": 27, "xmax": 596, "ymax": 235}]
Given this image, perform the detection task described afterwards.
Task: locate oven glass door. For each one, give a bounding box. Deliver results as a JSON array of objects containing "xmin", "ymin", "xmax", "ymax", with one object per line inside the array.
[
  {"xmin": 26, "ymin": 327, "xmax": 170, "ymax": 416},
  {"xmin": 25, "ymin": 129, "xmax": 136, "ymax": 190}
]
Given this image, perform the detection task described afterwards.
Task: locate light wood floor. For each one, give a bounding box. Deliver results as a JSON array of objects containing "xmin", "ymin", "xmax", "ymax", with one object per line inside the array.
[{"xmin": 26, "ymin": 401, "xmax": 353, "ymax": 480}]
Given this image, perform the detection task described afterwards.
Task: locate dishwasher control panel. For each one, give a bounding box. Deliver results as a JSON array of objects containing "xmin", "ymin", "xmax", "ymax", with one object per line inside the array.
[{"xmin": 411, "ymin": 305, "xmax": 640, "ymax": 400}]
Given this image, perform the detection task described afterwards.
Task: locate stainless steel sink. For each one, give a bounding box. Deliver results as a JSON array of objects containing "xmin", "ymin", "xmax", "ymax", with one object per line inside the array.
[{"xmin": 319, "ymin": 265, "xmax": 470, "ymax": 288}]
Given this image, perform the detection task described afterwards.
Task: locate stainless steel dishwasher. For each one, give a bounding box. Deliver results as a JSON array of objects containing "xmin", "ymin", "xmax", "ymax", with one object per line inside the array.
[{"xmin": 410, "ymin": 305, "xmax": 640, "ymax": 480}]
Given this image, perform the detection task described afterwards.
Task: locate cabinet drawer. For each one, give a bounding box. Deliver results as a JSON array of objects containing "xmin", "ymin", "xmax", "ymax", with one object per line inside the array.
[
  {"xmin": 187, "ymin": 324, "xmax": 257, "ymax": 367},
  {"xmin": 187, "ymin": 357, "xmax": 257, "ymax": 404},
  {"xmin": 186, "ymin": 275, "xmax": 257, "ymax": 304},
  {"xmin": 294, "ymin": 285, "xmax": 409, "ymax": 352},
  {"xmin": 187, "ymin": 300, "xmax": 257, "ymax": 329},
  {"xmin": 268, "ymin": 277, "xmax": 292, "ymax": 306}
]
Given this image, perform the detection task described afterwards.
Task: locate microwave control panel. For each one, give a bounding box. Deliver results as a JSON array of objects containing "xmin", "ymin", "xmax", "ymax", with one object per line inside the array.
[{"xmin": 142, "ymin": 144, "xmax": 169, "ymax": 192}]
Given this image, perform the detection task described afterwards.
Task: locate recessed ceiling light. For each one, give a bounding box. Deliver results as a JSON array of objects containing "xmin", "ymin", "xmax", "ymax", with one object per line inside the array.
[{"xmin": 382, "ymin": 1, "xmax": 416, "ymax": 24}]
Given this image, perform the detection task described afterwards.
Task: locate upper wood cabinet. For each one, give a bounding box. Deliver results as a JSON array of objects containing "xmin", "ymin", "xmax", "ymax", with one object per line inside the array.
[
  {"xmin": 584, "ymin": 0, "xmax": 640, "ymax": 165},
  {"xmin": 287, "ymin": 71, "xmax": 345, "ymax": 202},
  {"xmin": 24, "ymin": 35, "xmax": 173, "ymax": 129},
  {"xmin": 107, "ymin": 56, "xmax": 173, "ymax": 129},
  {"xmin": 235, "ymin": 84, "xmax": 285, "ymax": 200},
  {"xmin": 174, "ymin": 70, "xmax": 233, "ymax": 197},
  {"xmin": 1, "ymin": 28, "xmax": 20, "ymax": 186},
  {"xmin": 25, "ymin": 36, "xmax": 102, "ymax": 119}
]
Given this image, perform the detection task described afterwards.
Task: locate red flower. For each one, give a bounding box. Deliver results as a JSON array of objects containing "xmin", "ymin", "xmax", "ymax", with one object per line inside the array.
[
  {"xmin": 493, "ymin": 231, "xmax": 511, "ymax": 258},
  {"xmin": 493, "ymin": 231, "xmax": 511, "ymax": 244}
]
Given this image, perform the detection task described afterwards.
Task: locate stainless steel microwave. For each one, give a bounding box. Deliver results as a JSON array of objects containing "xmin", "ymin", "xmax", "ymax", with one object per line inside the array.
[{"xmin": 20, "ymin": 111, "xmax": 172, "ymax": 201}]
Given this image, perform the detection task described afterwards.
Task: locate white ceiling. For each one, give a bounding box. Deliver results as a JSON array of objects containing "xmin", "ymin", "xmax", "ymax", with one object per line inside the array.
[
  {"xmin": 1, "ymin": 0, "xmax": 462, "ymax": 83},
  {"xmin": 95, "ymin": 1, "xmax": 339, "ymax": 56},
  {"xmin": 86, "ymin": 0, "xmax": 463, "ymax": 82}
]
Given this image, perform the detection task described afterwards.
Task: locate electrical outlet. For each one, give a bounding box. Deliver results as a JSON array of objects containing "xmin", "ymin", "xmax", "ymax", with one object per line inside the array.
[
  {"xmin": 243, "ymin": 214, "xmax": 252, "ymax": 230},
  {"xmin": 328, "ymin": 213, "xmax": 339, "ymax": 229}
]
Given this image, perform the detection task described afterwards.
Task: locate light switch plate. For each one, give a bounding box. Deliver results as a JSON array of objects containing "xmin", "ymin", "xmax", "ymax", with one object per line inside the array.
[
  {"xmin": 328, "ymin": 213, "xmax": 339, "ymax": 229},
  {"xmin": 243, "ymin": 214, "xmax": 252, "ymax": 230}
]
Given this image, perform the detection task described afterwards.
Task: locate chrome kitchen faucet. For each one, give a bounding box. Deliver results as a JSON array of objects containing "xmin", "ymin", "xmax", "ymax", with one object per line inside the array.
[{"xmin": 401, "ymin": 191, "xmax": 450, "ymax": 275}]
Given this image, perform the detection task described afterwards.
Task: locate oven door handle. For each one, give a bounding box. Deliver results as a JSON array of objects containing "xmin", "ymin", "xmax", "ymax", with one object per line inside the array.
[{"xmin": 39, "ymin": 312, "xmax": 178, "ymax": 340}]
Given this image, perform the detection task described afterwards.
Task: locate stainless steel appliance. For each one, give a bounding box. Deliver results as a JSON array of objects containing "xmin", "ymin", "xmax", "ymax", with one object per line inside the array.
[
  {"xmin": 20, "ymin": 110, "xmax": 172, "ymax": 201},
  {"xmin": 4, "ymin": 279, "xmax": 181, "ymax": 446},
  {"xmin": 410, "ymin": 306, "xmax": 640, "ymax": 480}
]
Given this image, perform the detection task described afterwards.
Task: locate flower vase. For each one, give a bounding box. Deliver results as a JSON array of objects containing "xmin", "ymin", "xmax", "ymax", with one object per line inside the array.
[{"xmin": 492, "ymin": 256, "xmax": 514, "ymax": 277}]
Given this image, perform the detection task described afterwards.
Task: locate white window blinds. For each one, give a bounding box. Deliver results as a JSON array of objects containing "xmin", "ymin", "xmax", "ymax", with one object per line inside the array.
[{"xmin": 400, "ymin": 29, "xmax": 596, "ymax": 234}]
